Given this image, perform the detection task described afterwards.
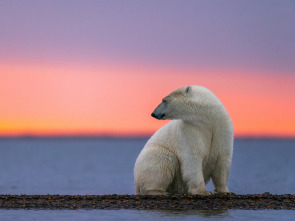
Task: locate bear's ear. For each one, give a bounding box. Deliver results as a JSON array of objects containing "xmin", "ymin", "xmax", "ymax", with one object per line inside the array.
[{"xmin": 185, "ymin": 86, "xmax": 191, "ymax": 95}]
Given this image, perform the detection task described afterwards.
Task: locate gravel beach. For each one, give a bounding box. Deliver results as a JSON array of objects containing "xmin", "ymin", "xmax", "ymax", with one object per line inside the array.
[{"xmin": 0, "ymin": 193, "xmax": 295, "ymax": 210}]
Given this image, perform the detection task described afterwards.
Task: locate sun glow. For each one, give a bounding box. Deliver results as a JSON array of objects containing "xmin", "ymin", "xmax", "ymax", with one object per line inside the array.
[{"xmin": 1, "ymin": 62, "xmax": 294, "ymax": 137}]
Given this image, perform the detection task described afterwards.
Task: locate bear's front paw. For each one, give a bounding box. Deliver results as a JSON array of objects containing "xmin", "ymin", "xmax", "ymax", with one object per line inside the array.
[
  {"xmin": 215, "ymin": 191, "xmax": 235, "ymax": 196},
  {"xmin": 214, "ymin": 186, "xmax": 229, "ymax": 193},
  {"xmin": 189, "ymin": 189, "xmax": 216, "ymax": 196}
]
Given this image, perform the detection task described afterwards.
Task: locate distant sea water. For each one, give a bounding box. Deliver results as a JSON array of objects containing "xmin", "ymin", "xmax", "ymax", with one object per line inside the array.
[{"xmin": 0, "ymin": 137, "xmax": 295, "ymax": 220}]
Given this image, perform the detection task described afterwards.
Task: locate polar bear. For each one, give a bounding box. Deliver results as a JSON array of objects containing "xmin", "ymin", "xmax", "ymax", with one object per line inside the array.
[{"xmin": 134, "ymin": 85, "xmax": 234, "ymax": 195}]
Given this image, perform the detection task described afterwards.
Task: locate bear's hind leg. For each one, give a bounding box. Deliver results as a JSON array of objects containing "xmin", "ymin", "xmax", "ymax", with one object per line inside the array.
[{"xmin": 134, "ymin": 147, "xmax": 178, "ymax": 195}]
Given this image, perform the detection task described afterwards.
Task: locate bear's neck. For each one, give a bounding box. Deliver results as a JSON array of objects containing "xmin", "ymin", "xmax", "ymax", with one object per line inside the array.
[{"xmin": 182, "ymin": 105, "xmax": 230, "ymax": 132}]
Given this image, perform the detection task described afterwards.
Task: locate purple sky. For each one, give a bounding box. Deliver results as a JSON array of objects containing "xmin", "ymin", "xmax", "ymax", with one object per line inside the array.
[{"xmin": 1, "ymin": 0, "xmax": 294, "ymax": 73}]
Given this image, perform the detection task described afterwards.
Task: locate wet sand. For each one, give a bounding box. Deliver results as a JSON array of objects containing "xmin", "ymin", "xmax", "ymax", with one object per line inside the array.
[{"xmin": 0, "ymin": 193, "xmax": 294, "ymax": 210}]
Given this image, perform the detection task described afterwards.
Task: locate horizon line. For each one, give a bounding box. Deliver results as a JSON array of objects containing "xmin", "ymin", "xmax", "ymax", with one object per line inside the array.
[{"xmin": 0, "ymin": 134, "xmax": 295, "ymax": 140}]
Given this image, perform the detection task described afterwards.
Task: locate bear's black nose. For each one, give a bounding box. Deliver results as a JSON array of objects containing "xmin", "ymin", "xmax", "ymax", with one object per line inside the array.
[{"xmin": 151, "ymin": 113, "xmax": 165, "ymax": 119}]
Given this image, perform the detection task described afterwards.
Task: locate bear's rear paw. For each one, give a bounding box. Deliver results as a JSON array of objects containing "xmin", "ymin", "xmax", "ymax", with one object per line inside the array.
[{"xmin": 144, "ymin": 190, "xmax": 168, "ymax": 195}]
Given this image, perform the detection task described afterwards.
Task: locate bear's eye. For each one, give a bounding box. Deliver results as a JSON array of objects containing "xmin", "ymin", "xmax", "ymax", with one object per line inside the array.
[{"xmin": 162, "ymin": 99, "xmax": 168, "ymax": 104}]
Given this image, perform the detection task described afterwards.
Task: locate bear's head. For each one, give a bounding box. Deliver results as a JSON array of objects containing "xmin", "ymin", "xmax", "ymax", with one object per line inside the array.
[{"xmin": 151, "ymin": 85, "xmax": 223, "ymax": 122}]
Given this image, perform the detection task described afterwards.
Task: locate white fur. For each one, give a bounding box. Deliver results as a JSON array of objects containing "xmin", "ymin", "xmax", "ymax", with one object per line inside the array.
[{"xmin": 134, "ymin": 85, "xmax": 234, "ymax": 195}]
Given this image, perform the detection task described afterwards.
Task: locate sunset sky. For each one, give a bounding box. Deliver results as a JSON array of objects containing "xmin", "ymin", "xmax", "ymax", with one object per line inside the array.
[{"xmin": 0, "ymin": 1, "xmax": 294, "ymax": 137}]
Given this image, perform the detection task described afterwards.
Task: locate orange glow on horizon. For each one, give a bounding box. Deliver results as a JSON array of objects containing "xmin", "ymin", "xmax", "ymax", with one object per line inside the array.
[{"xmin": 0, "ymin": 62, "xmax": 295, "ymax": 137}]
